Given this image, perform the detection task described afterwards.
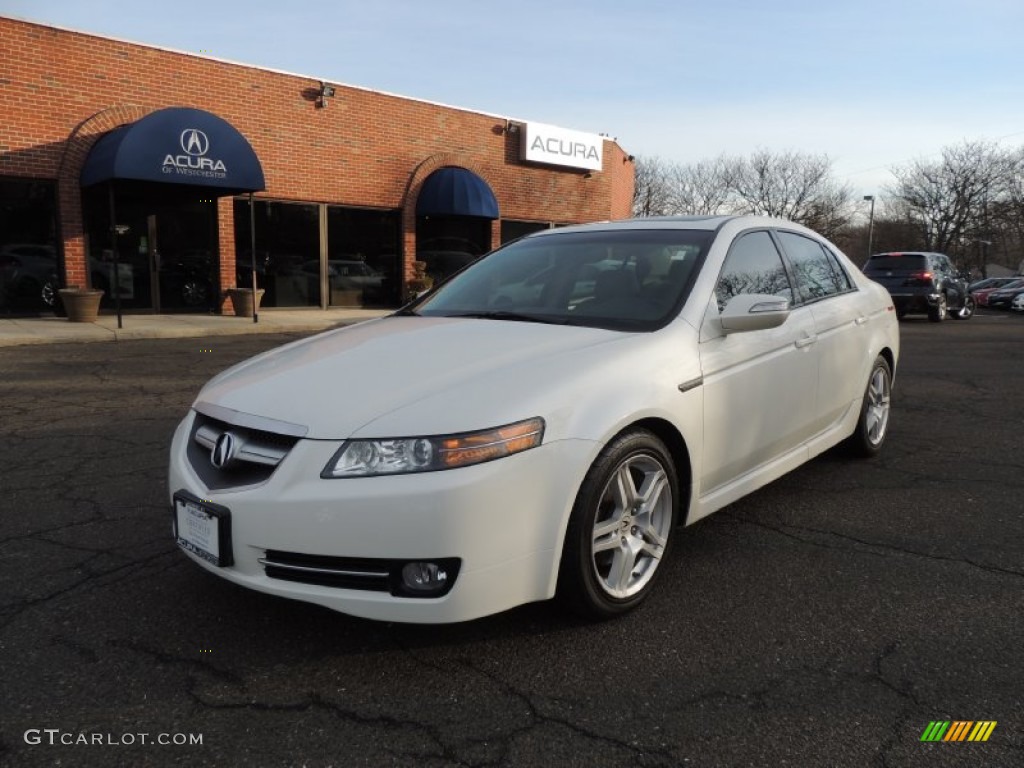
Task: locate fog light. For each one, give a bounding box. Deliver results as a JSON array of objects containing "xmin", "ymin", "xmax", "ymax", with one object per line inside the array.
[{"xmin": 401, "ymin": 562, "xmax": 449, "ymax": 594}]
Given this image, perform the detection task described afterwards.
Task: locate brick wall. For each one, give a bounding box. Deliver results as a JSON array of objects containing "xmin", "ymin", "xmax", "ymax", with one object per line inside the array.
[{"xmin": 0, "ymin": 16, "xmax": 634, "ymax": 304}]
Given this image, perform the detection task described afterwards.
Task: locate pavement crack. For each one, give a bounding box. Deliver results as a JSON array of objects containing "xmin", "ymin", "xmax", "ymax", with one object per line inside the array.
[
  {"xmin": 721, "ymin": 513, "xmax": 1024, "ymax": 579},
  {"xmin": 185, "ymin": 688, "xmax": 469, "ymax": 766},
  {"xmin": 112, "ymin": 638, "xmax": 243, "ymax": 686},
  {"xmin": 458, "ymin": 657, "xmax": 678, "ymax": 767},
  {"xmin": 0, "ymin": 549, "xmax": 181, "ymax": 629}
]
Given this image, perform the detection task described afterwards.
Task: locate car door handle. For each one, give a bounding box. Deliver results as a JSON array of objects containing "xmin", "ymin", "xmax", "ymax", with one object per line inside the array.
[
  {"xmin": 855, "ymin": 316, "xmax": 868, "ymax": 326},
  {"xmin": 795, "ymin": 335, "xmax": 818, "ymax": 349}
]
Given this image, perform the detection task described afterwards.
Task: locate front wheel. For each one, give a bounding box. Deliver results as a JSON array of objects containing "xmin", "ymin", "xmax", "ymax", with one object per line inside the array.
[
  {"xmin": 846, "ymin": 356, "xmax": 893, "ymax": 457},
  {"xmin": 558, "ymin": 429, "xmax": 678, "ymax": 619}
]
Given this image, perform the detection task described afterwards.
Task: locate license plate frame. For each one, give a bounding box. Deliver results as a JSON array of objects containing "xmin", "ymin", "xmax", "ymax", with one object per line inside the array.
[{"xmin": 173, "ymin": 490, "xmax": 233, "ymax": 567}]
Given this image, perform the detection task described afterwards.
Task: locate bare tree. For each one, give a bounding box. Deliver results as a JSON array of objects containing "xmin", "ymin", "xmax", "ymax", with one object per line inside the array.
[
  {"xmin": 994, "ymin": 146, "xmax": 1024, "ymax": 269},
  {"xmin": 632, "ymin": 156, "xmax": 674, "ymax": 217},
  {"xmin": 723, "ymin": 150, "xmax": 854, "ymax": 236},
  {"xmin": 630, "ymin": 149, "xmax": 858, "ymax": 240},
  {"xmin": 665, "ymin": 156, "xmax": 731, "ymax": 215},
  {"xmin": 887, "ymin": 140, "xmax": 1013, "ymax": 261}
]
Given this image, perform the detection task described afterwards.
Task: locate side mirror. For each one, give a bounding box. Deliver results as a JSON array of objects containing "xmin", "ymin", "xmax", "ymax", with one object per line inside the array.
[{"xmin": 720, "ymin": 293, "xmax": 790, "ymax": 333}]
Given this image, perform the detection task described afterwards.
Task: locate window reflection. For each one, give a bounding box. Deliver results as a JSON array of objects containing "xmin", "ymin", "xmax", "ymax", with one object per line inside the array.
[
  {"xmin": 234, "ymin": 200, "xmax": 320, "ymax": 308},
  {"xmin": 715, "ymin": 231, "xmax": 793, "ymax": 311},
  {"xmin": 0, "ymin": 177, "xmax": 58, "ymax": 314},
  {"xmin": 777, "ymin": 231, "xmax": 848, "ymax": 301},
  {"xmin": 418, "ymin": 230, "xmax": 711, "ymax": 331},
  {"xmin": 234, "ymin": 200, "xmax": 402, "ymax": 309},
  {"xmin": 327, "ymin": 207, "xmax": 401, "ymax": 307}
]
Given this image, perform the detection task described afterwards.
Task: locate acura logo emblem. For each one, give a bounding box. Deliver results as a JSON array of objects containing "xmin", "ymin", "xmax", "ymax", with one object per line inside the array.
[
  {"xmin": 211, "ymin": 432, "xmax": 238, "ymax": 469},
  {"xmin": 180, "ymin": 128, "xmax": 210, "ymax": 157}
]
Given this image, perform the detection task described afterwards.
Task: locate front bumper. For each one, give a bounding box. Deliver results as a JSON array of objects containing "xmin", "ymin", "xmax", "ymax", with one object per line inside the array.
[{"xmin": 169, "ymin": 411, "xmax": 597, "ymax": 623}]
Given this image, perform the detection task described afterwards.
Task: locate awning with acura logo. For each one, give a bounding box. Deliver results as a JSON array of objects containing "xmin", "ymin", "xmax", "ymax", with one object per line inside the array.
[
  {"xmin": 80, "ymin": 107, "xmax": 265, "ymax": 193},
  {"xmin": 416, "ymin": 167, "xmax": 499, "ymax": 219}
]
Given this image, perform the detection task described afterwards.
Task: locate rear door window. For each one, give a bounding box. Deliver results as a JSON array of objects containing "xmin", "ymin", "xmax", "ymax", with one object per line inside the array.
[{"xmin": 776, "ymin": 231, "xmax": 850, "ymax": 302}]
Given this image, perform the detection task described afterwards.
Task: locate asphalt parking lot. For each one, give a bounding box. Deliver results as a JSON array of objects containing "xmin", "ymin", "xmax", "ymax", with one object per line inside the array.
[{"xmin": 1, "ymin": 313, "xmax": 1022, "ymax": 767}]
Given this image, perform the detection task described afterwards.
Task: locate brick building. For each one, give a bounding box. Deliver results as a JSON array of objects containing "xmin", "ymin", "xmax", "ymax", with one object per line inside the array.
[{"xmin": 0, "ymin": 15, "xmax": 634, "ymax": 315}]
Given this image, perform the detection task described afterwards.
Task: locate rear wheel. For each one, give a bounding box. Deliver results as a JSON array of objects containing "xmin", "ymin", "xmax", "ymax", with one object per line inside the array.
[
  {"xmin": 927, "ymin": 294, "xmax": 947, "ymax": 322},
  {"xmin": 951, "ymin": 295, "xmax": 974, "ymax": 320},
  {"xmin": 558, "ymin": 429, "xmax": 678, "ymax": 619},
  {"xmin": 847, "ymin": 356, "xmax": 892, "ymax": 457}
]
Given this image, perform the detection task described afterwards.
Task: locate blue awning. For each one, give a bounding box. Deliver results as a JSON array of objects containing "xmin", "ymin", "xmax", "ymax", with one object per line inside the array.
[
  {"xmin": 80, "ymin": 107, "xmax": 265, "ymax": 192},
  {"xmin": 416, "ymin": 167, "xmax": 499, "ymax": 219}
]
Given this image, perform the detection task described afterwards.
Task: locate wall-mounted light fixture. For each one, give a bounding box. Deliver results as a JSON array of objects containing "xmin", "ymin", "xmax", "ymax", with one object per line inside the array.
[
  {"xmin": 316, "ymin": 82, "xmax": 336, "ymax": 109},
  {"xmin": 503, "ymin": 120, "xmax": 520, "ymax": 135},
  {"xmin": 624, "ymin": 155, "xmax": 635, "ymax": 163}
]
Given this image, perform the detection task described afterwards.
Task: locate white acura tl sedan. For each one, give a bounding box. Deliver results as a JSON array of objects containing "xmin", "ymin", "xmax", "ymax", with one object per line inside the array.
[{"xmin": 169, "ymin": 216, "xmax": 899, "ymax": 623}]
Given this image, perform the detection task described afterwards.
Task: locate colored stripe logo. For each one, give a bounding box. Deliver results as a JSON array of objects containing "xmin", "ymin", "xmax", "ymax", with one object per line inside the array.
[{"xmin": 920, "ymin": 721, "xmax": 997, "ymax": 742}]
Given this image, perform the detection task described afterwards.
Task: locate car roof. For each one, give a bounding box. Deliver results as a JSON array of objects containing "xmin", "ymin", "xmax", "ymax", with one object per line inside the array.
[
  {"xmin": 521, "ymin": 215, "xmax": 831, "ymax": 239},
  {"xmin": 868, "ymin": 252, "xmax": 944, "ymax": 258}
]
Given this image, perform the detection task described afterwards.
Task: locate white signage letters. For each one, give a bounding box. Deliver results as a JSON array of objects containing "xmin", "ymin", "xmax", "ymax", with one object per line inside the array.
[
  {"xmin": 522, "ymin": 122, "xmax": 604, "ymax": 172},
  {"xmin": 161, "ymin": 128, "xmax": 228, "ymax": 178}
]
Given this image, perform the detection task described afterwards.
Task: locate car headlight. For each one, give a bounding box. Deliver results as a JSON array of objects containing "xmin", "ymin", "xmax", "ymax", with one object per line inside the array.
[{"xmin": 321, "ymin": 417, "xmax": 545, "ymax": 478}]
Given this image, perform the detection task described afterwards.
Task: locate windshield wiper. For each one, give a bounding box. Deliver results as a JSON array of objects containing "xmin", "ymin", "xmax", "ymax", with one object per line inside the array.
[
  {"xmin": 449, "ymin": 311, "xmax": 572, "ymax": 325},
  {"xmin": 392, "ymin": 308, "xmax": 420, "ymax": 316}
]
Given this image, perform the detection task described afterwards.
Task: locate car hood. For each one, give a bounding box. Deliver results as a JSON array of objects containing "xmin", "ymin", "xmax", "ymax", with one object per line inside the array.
[{"xmin": 195, "ymin": 316, "xmax": 630, "ymax": 439}]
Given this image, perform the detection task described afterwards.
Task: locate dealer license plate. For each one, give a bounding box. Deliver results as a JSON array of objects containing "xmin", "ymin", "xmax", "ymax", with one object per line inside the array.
[{"xmin": 173, "ymin": 492, "xmax": 233, "ymax": 567}]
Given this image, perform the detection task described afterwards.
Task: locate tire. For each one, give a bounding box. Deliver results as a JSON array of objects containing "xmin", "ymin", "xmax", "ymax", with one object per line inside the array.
[
  {"xmin": 950, "ymin": 295, "xmax": 974, "ymax": 320},
  {"xmin": 927, "ymin": 294, "xmax": 947, "ymax": 322},
  {"xmin": 40, "ymin": 279, "xmax": 57, "ymax": 308},
  {"xmin": 846, "ymin": 356, "xmax": 892, "ymax": 457},
  {"xmin": 558, "ymin": 429, "xmax": 678, "ymax": 619},
  {"xmin": 182, "ymin": 280, "xmax": 210, "ymax": 307}
]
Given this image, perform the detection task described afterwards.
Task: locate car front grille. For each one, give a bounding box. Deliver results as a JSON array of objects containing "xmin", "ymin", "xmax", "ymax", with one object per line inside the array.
[{"xmin": 186, "ymin": 411, "xmax": 301, "ymax": 490}]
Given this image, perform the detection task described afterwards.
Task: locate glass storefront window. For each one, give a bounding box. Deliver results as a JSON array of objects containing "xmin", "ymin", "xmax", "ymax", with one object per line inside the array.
[
  {"xmin": 501, "ymin": 220, "xmax": 551, "ymax": 244},
  {"xmin": 416, "ymin": 215, "xmax": 491, "ymax": 286},
  {"xmin": 0, "ymin": 177, "xmax": 58, "ymax": 314},
  {"xmin": 234, "ymin": 199, "xmax": 321, "ymax": 308},
  {"xmin": 326, "ymin": 207, "xmax": 401, "ymax": 307}
]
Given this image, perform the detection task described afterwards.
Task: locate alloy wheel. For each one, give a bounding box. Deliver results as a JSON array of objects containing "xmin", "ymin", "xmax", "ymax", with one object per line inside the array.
[
  {"xmin": 590, "ymin": 453, "xmax": 673, "ymax": 599},
  {"xmin": 865, "ymin": 365, "xmax": 891, "ymax": 447}
]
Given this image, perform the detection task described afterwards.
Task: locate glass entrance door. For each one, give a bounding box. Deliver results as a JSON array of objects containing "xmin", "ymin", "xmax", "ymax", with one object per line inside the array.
[{"xmin": 82, "ymin": 184, "xmax": 218, "ymax": 312}]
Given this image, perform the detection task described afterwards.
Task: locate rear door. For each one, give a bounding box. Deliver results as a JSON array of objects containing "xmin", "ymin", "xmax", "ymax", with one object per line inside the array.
[{"xmin": 777, "ymin": 231, "xmax": 865, "ymax": 432}]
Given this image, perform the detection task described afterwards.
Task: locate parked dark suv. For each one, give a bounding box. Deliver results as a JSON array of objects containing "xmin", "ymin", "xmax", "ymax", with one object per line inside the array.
[{"xmin": 863, "ymin": 252, "xmax": 974, "ymax": 322}]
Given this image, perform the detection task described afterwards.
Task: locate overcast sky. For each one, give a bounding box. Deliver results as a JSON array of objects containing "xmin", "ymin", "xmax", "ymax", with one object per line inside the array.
[{"xmin": 7, "ymin": 0, "xmax": 1024, "ymax": 198}]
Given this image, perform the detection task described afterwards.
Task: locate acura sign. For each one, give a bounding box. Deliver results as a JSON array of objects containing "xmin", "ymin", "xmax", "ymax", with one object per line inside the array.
[
  {"xmin": 162, "ymin": 127, "xmax": 228, "ymax": 178},
  {"xmin": 522, "ymin": 122, "xmax": 604, "ymax": 172}
]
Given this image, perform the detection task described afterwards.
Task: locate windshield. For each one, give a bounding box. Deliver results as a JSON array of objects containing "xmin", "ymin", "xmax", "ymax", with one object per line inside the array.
[{"xmin": 411, "ymin": 229, "xmax": 713, "ymax": 331}]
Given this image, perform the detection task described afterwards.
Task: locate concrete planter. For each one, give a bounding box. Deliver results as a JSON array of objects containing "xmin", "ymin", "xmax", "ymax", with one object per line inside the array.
[
  {"xmin": 228, "ymin": 288, "xmax": 265, "ymax": 317},
  {"xmin": 58, "ymin": 288, "xmax": 104, "ymax": 323}
]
